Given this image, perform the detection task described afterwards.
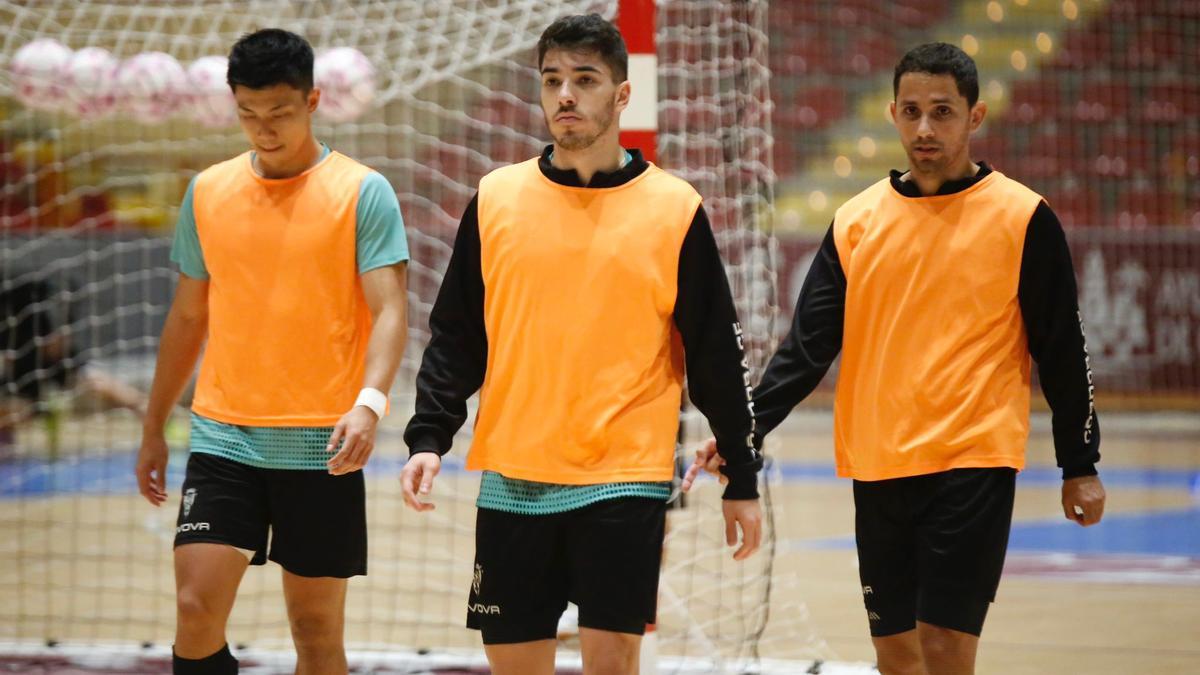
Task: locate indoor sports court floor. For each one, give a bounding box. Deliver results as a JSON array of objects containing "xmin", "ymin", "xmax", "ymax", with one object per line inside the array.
[
  {"xmin": 1, "ymin": 408, "xmax": 1197, "ymax": 674},
  {"xmin": 760, "ymin": 409, "xmax": 1200, "ymax": 674}
]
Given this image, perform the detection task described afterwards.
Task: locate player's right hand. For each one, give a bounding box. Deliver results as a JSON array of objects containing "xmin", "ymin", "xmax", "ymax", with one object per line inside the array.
[
  {"xmin": 401, "ymin": 452, "xmax": 441, "ymax": 512},
  {"xmin": 681, "ymin": 437, "xmax": 727, "ymax": 492},
  {"xmin": 723, "ymin": 498, "xmax": 763, "ymax": 561},
  {"xmin": 135, "ymin": 433, "xmax": 169, "ymax": 506}
]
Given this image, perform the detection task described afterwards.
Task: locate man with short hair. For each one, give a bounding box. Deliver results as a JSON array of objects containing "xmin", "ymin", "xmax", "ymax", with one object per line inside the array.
[
  {"xmin": 401, "ymin": 14, "xmax": 763, "ymax": 675},
  {"xmin": 134, "ymin": 28, "xmax": 409, "ymax": 675},
  {"xmin": 686, "ymin": 42, "xmax": 1106, "ymax": 675}
]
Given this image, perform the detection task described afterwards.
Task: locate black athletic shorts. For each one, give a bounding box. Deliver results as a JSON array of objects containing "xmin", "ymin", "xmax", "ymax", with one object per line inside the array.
[
  {"xmin": 853, "ymin": 467, "xmax": 1016, "ymax": 637},
  {"xmin": 467, "ymin": 497, "xmax": 667, "ymax": 644},
  {"xmin": 174, "ymin": 452, "xmax": 367, "ymax": 578}
]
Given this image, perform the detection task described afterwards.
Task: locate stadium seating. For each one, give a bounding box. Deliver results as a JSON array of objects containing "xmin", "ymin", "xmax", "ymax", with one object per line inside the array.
[{"xmin": 771, "ymin": 0, "xmax": 1198, "ymax": 230}]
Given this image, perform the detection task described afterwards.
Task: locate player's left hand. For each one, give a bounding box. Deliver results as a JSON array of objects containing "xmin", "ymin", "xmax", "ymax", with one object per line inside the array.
[
  {"xmin": 1061, "ymin": 474, "xmax": 1106, "ymax": 526},
  {"xmin": 723, "ymin": 498, "xmax": 763, "ymax": 561},
  {"xmin": 326, "ymin": 406, "xmax": 379, "ymax": 475},
  {"xmin": 681, "ymin": 437, "xmax": 726, "ymax": 492}
]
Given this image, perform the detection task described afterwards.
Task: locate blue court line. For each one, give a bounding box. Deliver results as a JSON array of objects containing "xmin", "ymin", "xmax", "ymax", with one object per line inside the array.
[
  {"xmin": 0, "ymin": 450, "xmax": 445, "ymax": 498},
  {"xmin": 3, "ymin": 451, "xmax": 1197, "ymax": 559},
  {"xmin": 1007, "ymin": 507, "xmax": 1200, "ymax": 557},
  {"xmin": 772, "ymin": 461, "xmax": 1199, "ymax": 490},
  {"xmin": 2, "ymin": 451, "xmax": 1197, "ymax": 498},
  {"xmin": 799, "ymin": 507, "xmax": 1200, "ymax": 558}
]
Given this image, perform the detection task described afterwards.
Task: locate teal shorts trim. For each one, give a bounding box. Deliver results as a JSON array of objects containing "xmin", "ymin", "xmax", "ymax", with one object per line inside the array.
[{"xmin": 475, "ymin": 470, "xmax": 670, "ymax": 515}]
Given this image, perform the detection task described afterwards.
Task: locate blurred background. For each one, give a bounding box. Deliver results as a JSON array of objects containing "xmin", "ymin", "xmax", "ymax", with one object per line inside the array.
[
  {"xmin": 766, "ymin": 0, "xmax": 1199, "ymax": 407},
  {"xmin": 0, "ymin": 1, "xmax": 1196, "ymax": 673}
]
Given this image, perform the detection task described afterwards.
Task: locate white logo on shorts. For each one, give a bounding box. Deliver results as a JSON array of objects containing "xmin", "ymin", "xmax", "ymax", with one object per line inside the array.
[
  {"xmin": 176, "ymin": 522, "xmax": 210, "ymax": 533},
  {"xmin": 862, "ymin": 585, "xmax": 873, "ymax": 596},
  {"xmin": 868, "ymin": 611, "xmax": 882, "ymax": 621},
  {"xmin": 182, "ymin": 488, "xmax": 197, "ymax": 518},
  {"xmin": 468, "ymin": 564, "xmax": 499, "ymax": 614}
]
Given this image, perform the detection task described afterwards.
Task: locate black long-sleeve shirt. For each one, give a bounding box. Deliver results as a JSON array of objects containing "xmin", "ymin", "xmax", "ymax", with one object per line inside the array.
[
  {"xmin": 753, "ymin": 164, "xmax": 1100, "ymax": 478},
  {"xmin": 405, "ymin": 148, "xmax": 763, "ymax": 498}
]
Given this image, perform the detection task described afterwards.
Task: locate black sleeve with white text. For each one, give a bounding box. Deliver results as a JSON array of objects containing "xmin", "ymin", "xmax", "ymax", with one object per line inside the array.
[
  {"xmin": 673, "ymin": 206, "xmax": 763, "ymax": 500},
  {"xmin": 1018, "ymin": 202, "xmax": 1101, "ymax": 478}
]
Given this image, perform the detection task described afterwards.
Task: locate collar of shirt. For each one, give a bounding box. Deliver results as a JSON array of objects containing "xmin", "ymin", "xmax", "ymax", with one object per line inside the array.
[
  {"xmin": 889, "ymin": 161, "xmax": 994, "ymax": 198},
  {"xmin": 538, "ymin": 144, "xmax": 649, "ymax": 188}
]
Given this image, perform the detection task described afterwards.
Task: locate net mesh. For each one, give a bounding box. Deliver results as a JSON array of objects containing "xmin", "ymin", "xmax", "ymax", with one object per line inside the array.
[{"xmin": 0, "ymin": 0, "xmax": 813, "ymax": 670}]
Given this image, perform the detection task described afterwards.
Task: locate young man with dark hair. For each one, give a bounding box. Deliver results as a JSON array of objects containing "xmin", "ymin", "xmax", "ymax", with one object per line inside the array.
[
  {"xmin": 134, "ymin": 28, "xmax": 409, "ymax": 675},
  {"xmin": 400, "ymin": 13, "xmax": 763, "ymax": 675},
  {"xmin": 686, "ymin": 42, "xmax": 1106, "ymax": 674}
]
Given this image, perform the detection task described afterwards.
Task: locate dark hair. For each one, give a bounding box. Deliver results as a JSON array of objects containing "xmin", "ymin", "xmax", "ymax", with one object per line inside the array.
[
  {"xmin": 227, "ymin": 28, "xmax": 314, "ymax": 91},
  {"xmin": 537, "ymin": 14, "xmax": 628, "ymax": 82},
  {"xmin": 893, "ymin": 42, "xmax": 979, "ymax": 107}
]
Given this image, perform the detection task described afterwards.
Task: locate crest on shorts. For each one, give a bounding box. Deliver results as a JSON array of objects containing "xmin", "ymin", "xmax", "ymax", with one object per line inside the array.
[
  {"xmin": 473, "ymin": 563, "xmax": 482, "ymax": 596},
  {"xmin": 182, "ymin": 488, "xmax": 197, "ymax": 518}
]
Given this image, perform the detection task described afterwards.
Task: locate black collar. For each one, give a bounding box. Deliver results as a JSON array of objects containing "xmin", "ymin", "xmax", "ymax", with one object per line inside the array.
[
  {"xmin": 889, "ymin": 162, "xmax": 993, "ymax": 198},
  {"xmin": 537, "ymin": 145, "xmax": 649, "ymax": 188}
]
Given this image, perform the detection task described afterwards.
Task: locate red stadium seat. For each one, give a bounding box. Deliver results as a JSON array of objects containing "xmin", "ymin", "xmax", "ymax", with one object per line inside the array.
[
  {"xmin": 1166, "ymin": 132, "xmax": 1200, "ymax": 180},
  {"xmin": 1140, "ymin": 82, "xmax": 1200, "ymax": 123},
  {"xmin": 833, "ymin": 0, "xmax": 949, "ymax": 28},
  {"xmin": 1052, "ymin": 28, "xmax": 1112, "ymax": 70},
  {"xmin": 1007, "ymin": 80, "xmax": 1063, "ymax": 124},
  {"xmin": 770, "ymin": 2, "xmax": 823, "ymax": 25},
  {"xmin": 1114, "ymin": 185, "xmax": 1177, "ymax": 227},
  {"xmin": 776, "ymin": 86, "xmax": 846, "ymax": 130},
  {"xmin": 971, "ymin": 135, "xmax": 1009, "ymax": 164},
  {"xmin": 842, "ymin": 33, "xmax": 898, "ymax": 75},
  {"xmin": 1044, "ymin": 186, "xmax": 1101, "ymax": 228},
  {"xmin": 1123, "ymin": 25, "xmax": 1187, "ymax": 70},
  {"xmin": 1071, "ymin": 82, "xmax": 1131, "ymax": 124},
  {"xmin": 778, "ymin": 37, "xmax": 842, "ymax": 76},
  {"xmin": 1002, "ymin": 131, "xmax": 1086, "ymax": 179},
  {"xmin": 1094, "ymin": 128, "xmax": 1156, "ymax": 177}
]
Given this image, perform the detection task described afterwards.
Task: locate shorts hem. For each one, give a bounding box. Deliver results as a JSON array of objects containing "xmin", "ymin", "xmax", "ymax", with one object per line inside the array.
[
  {"xmin": 469, "ymin": 619, "xmax": 558, "ymax": 645},
  {"xmin": 174, "ymin": 537, "xmax": 266, "ymax": 565},
  {"xmin": 269, "ymin": 553, "xmax": 366, "ymax": 579},
  {"xmin": 577, "ymin": 617, "xmax": 650, "ymax": 636},
  {"xmin": 916, "ymin": 592, "xmax": 991, "ymax": 637},
  {"xmin": 868, "ymin": 620, "xmax": 917, "ymax": 638}
]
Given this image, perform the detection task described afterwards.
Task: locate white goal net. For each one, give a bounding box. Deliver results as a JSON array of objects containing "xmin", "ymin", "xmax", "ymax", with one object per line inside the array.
[{"xmin": 0, "ymin": 1, "xmax": 821, "ymax": 672}]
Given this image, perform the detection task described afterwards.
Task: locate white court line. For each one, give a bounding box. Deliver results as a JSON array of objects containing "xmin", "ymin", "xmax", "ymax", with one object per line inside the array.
[{"xmin": 0, "ymin": 640, "xmax": 877, "ymax": 674}]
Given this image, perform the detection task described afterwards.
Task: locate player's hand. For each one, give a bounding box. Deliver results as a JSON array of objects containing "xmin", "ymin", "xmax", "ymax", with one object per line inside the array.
[
  {"xmin": 326, "ymin": 406, "xmax": 379, "ymax": 475},
  {"xmin": 723, "ymin": 498, "xmax": 763, "ymax": 561},
  {"xmin": 681, "ymin": 437, "xmax": 726, "ymax": 493},
  {"xmin": 1062, "ymin": 474, "xmax": 1106, "ymax": 526},
  {"xmin": 401, "ymin": 452, "xmax": 441, "ymax": 512},
  {"xmin": 135, "ymin": 432, "xmax": 169, "ymax": 506}
]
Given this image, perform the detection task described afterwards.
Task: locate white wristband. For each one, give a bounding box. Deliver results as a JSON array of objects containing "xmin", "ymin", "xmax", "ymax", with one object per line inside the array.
[{"xmin": 354, "ymin": 387, "xmax": 388, "ymax": 420}]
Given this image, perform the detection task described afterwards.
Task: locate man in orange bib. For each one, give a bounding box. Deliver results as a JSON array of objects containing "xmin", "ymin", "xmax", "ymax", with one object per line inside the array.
[
  {"xmin": 133, "ymin": 29, "xmax": 409, "ymax": 675},
  {"xmin": 400, "ymin": 14, "xmax": 763, "ymax": 675},
  {"xmin": 687, "ymin": 43, "xmax": 1106, "ymax": 674}
]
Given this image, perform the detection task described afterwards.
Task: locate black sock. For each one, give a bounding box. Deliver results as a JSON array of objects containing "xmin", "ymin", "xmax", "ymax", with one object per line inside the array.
[{"xmin": 173, "ymin": 643, "xmax": 238, "ymax": 674}]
